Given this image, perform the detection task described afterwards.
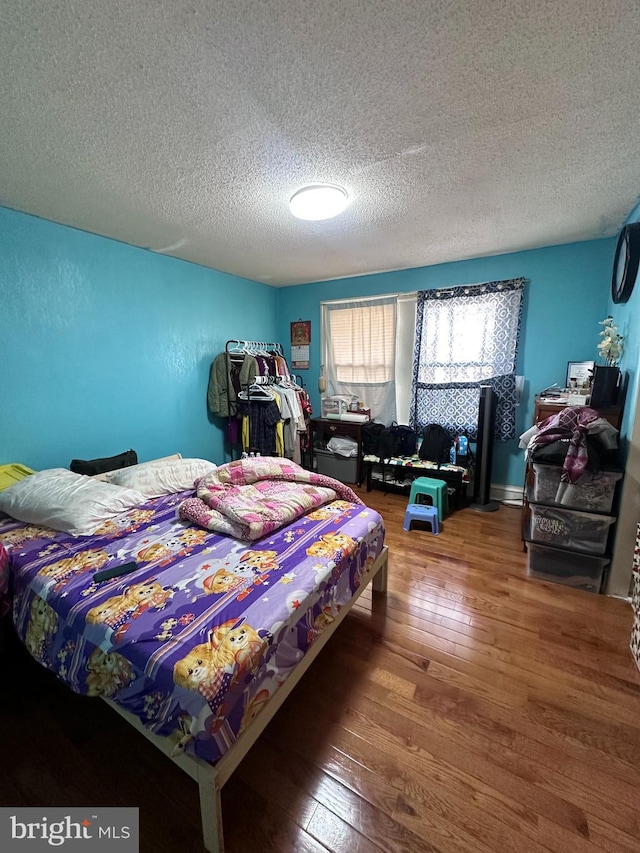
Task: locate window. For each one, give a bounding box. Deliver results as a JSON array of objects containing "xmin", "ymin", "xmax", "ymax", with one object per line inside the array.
[
  {"xmin": 326, "ymin": 300, "xmax": 395, "ymax": 384},
  {"xmin": 410, "ymin": 279, "xmax": 525, "ymax": 440},
  {"xmin": 321, "ymin": 296, "xmax": 414, "ymax": 425}
]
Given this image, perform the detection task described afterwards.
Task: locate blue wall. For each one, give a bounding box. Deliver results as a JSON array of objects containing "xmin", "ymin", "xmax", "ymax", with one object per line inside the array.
[
  {"xmin": 0, "ymin": 207, "xmax": 278, "ymax": 469},
  {"xmin": 276, "ymin": 240, "xmax": 617, "ymax": 488},
  {"xmin": 1, "ymin": 204, "xmax": 626, "ymax": 490}
]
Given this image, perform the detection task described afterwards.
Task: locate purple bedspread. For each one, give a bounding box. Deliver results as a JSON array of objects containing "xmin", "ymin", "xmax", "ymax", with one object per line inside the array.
[{"xmin": 1, "ymin": 491, "xmax": 384, "ymax": 765}]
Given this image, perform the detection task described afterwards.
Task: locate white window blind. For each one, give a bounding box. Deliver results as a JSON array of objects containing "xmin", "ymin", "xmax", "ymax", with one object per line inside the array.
[
  {"xmin": 321, "ymin": 296, "xmax": 399, "ymax": 424},
  {"xmin": 327, "ymin": 302, "xmax": 396, "ymax": 384}
]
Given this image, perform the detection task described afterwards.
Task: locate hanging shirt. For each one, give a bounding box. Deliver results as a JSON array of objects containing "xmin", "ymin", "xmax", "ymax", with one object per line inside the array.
[
  {"xmin": 274, "ymin": 355, "xmax": 289, "ymax": 377},
  {"xmin": 254, "ymin": 356, "xmax": 270, "ymax": 377},
  {"xmin": 269, "ymin": 388, "xmax": 286, "ymax": 457},
  {"xmin": 275, "ymin": 386, "xmax": 302, "ymax": 457}
]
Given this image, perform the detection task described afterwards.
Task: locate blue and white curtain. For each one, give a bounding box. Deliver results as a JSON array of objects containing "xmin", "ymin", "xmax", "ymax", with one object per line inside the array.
[{"xmin": 410, "ymin": 278, "xmax": 525, "ymax": 441}]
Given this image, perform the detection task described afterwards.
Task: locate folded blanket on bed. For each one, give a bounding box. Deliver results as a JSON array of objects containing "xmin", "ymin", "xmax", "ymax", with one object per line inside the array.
[{"xmin": 178, "ymin": 457, "xmax": 362, "ymax": 540}]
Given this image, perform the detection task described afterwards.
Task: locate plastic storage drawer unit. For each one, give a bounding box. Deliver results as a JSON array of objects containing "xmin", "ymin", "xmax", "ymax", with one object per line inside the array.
[
  {"xmin": 528, "ymin": 504, "xmax": 615, "ymax": 555},
  {"xmin": 315, "ymin": 449, "xmax": 358, "ymax": 484},
  {"xmin": 531, "ymin": 463, "xmax": 622, "ymax": 513},
  {"xmin": 526, "ymin": 541, "xmax": 609, "ymax": 593}
]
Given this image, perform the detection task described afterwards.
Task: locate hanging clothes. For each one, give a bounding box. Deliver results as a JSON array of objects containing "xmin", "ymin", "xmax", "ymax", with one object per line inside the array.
[
  {"xmin": 238, "ymin": 397, "xmax": 281, "ymax": 456},
  {"xmin": 226, "ymin": 416, "xmax": 241, "ymax": 446},
  {"xmin": 208, "ymin": 341, "xmax": 295, "ymax": 458},
  {"xmin": 207, "ymin": 352, "xmax": 259, "ymax": 417},
  {"xmin": 297, "ymin": 387, "xmax": 313, "ymax": 462},
  {"xmin": 253, "ymin": 355, "xmax": 269, "ymax": 377},
  {"xmin": 274, "ymin": 385, "xmax": 303, "ymax": 459},
  {"xmin": 274, "ymin": 354, "xmax": 289, "ymax": 377},
  {"xmin": 269, "ymin": 388, "xmax": 286, "ymax": 457}
]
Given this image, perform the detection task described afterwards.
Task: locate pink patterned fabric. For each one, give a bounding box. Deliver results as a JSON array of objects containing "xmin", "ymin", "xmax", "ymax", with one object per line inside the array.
[
  {"xmin": 531, "ymin": 406, "xmax": 601, "ymax": 484},
  {"xmin": 179, "ymin": 457, "xmax": 363, "ymax": 540}
]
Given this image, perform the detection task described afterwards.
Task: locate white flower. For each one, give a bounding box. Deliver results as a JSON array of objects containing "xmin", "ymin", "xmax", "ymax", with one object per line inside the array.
[{"xmin": 597, "ymin": 317, "xmax": 623, "ymax": 365}]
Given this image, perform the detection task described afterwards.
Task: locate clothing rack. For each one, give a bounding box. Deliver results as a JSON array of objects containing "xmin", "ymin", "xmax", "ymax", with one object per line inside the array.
[
  {"xmin": 210, "ymin": 340, "xmax": 306, "ymax": 461},
  {"xmin": 224, "ymin": 340, "xmax": 286, "ymax": 458},
  {"xmin": 215, "ymin": 342, "xmax": 309, "ymax": 460}
]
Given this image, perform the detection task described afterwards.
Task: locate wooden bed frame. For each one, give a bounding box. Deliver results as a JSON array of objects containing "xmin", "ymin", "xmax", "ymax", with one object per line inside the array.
[{"xmin": 104, "ymin": 544, "xmax": 388, "ymax": 853}]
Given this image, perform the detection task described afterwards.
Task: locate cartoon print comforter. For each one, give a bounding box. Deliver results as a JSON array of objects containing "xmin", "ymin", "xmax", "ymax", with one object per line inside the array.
[
  {"xmin": 1, "ymin": 490, "xmax": 384, "ymax": 765},
  {"xmin": 179, "ymin": 456, "xmax": 362, "ymax": 541}
]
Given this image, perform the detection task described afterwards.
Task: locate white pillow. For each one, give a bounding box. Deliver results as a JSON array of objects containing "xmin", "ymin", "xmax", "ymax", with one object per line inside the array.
[
  {"xmin": 105, "ymin": 457, "xmax": 217, "ymax": 498},
  {"xmin": 0, "ymin": 468, "xmax": 146, "ymax": 536}
]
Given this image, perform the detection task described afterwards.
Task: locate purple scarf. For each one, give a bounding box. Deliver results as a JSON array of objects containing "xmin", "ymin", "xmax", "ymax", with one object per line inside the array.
[{"xmin": 530, "ymin": 406, "xmax": 600, "ymax": 484}]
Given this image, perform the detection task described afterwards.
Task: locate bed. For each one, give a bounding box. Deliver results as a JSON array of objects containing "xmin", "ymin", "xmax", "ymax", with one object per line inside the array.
[{"xmin": 0, "ymin": 455, "xmax": 387, "ymax": 852}]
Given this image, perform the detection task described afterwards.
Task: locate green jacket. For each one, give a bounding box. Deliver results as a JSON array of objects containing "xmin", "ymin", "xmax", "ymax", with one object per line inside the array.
[{"xmin": 207, "ymin": 352, "xmax": 259, "ymax": 417}]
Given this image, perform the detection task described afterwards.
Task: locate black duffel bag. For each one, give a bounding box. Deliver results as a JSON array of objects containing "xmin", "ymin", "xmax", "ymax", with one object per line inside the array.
[
  {"xmin": 378, "ymin": 423, "xmax": 417, "ymax": 459},
  {"xmin": 70, "ymin": 449, "xmax": 138, "ymax": 476}
]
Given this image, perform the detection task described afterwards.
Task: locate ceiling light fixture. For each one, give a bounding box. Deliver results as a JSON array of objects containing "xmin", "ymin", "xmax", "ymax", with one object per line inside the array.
[{"xmin": 289, "ymin": 184, "xmax": 350, "ymax": 221}]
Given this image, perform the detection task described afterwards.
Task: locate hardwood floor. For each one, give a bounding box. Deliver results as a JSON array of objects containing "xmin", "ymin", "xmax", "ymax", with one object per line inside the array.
[{"xmin": 2, "ymin": 487, "xmax": 639, "ymax": 852}]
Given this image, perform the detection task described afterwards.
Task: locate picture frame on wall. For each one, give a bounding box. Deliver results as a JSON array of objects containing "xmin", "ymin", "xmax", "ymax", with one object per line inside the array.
[
  {"xmin": 291, "ymin": 320, "xmax": 311, "ymax": 369},
  {"xmin": 566, "ymin": 360, "xmax": 594, "ymax": 389}
]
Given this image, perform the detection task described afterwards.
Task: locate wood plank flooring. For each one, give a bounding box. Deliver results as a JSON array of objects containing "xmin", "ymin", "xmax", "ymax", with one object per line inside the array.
[{"xmin": 1, "ymin": 487, "xmax": 639, "ymax": 852}]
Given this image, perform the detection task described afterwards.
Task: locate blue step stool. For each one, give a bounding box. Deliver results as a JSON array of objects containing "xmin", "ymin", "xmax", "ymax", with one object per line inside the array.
[{"xmin": 403, "ymin": 503, "xmax": 440, "ymax": 534}]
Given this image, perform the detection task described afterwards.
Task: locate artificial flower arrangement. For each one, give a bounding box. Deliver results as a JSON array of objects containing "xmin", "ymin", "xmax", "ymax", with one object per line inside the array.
[{"xmin": 598, "ymin": 316, "xmax": 624, "ymax": 366}]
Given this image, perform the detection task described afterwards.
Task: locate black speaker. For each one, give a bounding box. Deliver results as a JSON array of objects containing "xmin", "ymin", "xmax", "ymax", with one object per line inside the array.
[
  {"xmin": 470, "ymin": 385, "xmax": 499, "ymax": 512},
  {"xmin": 590, "ymin": 366, "xmax": 620, "ymax": 408}
]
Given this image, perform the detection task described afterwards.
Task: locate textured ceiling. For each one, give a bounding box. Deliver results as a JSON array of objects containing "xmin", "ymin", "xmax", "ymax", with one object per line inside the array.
[{"xmin": 1, "ymin": 1, "xmax": 640, "ymax": 287}]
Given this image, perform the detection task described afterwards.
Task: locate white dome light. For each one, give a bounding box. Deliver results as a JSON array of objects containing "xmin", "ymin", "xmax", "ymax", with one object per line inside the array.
[{"xmin": 289, "ymin": 184, "xmax": 350, "ymax": 220}]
